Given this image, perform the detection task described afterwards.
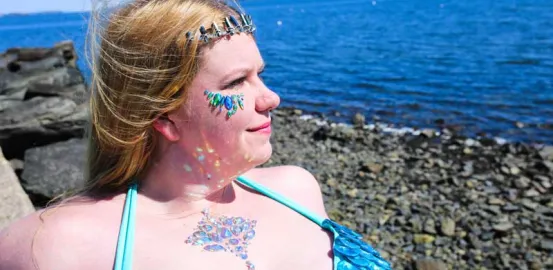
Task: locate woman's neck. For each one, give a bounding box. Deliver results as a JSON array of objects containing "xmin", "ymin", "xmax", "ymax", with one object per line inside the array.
[{"xmin": 135, "ymin": 144, "xmax": 245, "ymax": 216}]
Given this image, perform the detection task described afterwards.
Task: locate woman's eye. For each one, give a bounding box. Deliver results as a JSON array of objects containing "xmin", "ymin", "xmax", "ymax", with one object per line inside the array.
[{"xmin": 224, "ymin": 77, "xmax": 246, "ymax": 89}]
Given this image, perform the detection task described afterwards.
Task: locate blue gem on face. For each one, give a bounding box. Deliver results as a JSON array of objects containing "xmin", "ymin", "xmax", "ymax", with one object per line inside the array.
[
  {"xmin": 229, "ymin": 239, "xmax": 240, "ymax": 245},
  {"xmin": 204, "ymin": 90, "xmax": 245, "ymax": 118},
  {"xmin": 224, "ymin": 96, "xmax": 233, "ymax": 110}
]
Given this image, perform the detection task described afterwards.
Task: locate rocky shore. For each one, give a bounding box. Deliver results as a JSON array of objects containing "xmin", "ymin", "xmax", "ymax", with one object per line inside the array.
[{"xmin": 1, "ymin": 43, "xmax": 552, "ymax": 270}]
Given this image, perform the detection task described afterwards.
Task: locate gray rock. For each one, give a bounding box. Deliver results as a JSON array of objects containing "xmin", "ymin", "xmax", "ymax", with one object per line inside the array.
[
  {"xmin": 1, "ymin": 41, "xmax": 82, "ymax": 113},
  {"xmin": 0, "ymin": 96, "xmax": 86, "ymax": 157},
  {"xmin": 414, "ymin": 259, "xmax": 448, "ymax": 270},
  {"xmin": 523, "ymin": 189, "xmax": 540, "ymax": 197},
  {"xmin": 541, "ymin": 160, "xmax": 553, "ymax": 172},
  {"xmin": 514, "ymin": 176, "xmax": 531, "ymax": 189},
  {"xmin": 352, "ymin": 113, "xmax": 365, "ymax": 126},
  {"xmin": 421, "ymin": 129, "xmax": 435, "ymax": 138},
  {"xmin": 423, "ymin": 218, "xmax": 437, "ymax": 234},
  {"xmin": 440, "ymin": 217, "xmax": 456, "ymax": 237},
  {"xmin": 539, "ymin": 239, "xmax": 553, "ymax": 251},
  {"xmin": 9, "ymin": 158, "xmax": 24, "ymax": 172},
  {"xmin": 1, "ymin": 40, "xmax": 76, "ymax": 73},
  {"xmin": 539, "ymin": 146, "xmax": 553, "ymax": 161},
  {"xmin": 362, "ymin": 161, "xmax": 384, "ymax": 174},
  {"xmin": 493, "ymin": 222, "xmax": 514, "ymax": 232},
  {"xmin": 20, "ymin": 138, "xmax": 86, "ymax": 200},
  {"xmin": 0, "ymin": 147, "xmax": 34, "ymax": 230}
]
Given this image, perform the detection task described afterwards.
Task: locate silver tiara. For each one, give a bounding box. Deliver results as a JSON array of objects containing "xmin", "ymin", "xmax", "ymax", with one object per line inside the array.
[{"xmin": 186, "ymin": 14, "xmax": 256, "ymax": 43}]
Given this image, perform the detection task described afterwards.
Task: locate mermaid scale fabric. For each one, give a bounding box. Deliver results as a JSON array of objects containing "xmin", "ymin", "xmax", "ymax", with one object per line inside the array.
[{"xmin": 322, "ymin": 219, "xmax": 392, "ymax": 270}]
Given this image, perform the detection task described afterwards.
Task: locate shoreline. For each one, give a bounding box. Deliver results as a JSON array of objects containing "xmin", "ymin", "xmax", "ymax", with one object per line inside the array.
[{"xmin": 277, "ymin": 106, "xmax": 553, "ymax": 147}]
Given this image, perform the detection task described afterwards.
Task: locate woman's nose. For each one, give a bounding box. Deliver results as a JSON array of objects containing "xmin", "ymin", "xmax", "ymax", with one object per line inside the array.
[{"xmin": 255, "ymin": 85, "xmax": 280, "ymax": 113}]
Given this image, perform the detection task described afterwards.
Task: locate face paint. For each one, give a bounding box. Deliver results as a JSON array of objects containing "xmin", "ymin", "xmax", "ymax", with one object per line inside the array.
[{"xmin": 204, "ymin": 89, "xmax": 245, "ymax": 118}]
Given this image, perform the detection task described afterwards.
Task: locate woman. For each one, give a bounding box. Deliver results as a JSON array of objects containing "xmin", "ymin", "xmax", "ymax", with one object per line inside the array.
[{"xmin": 0, "ymin": 1, "xmax": 391, "ymax": 269}]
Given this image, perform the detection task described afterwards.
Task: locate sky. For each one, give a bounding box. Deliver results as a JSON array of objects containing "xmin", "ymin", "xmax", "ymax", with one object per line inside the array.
[{"xmin": 1, "ymin": 0, "xmax": 92, "ymax": 14}]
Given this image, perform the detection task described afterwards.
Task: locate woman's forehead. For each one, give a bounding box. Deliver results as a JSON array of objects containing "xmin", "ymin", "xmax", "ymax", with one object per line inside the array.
[{"xmin": 200, "ymin": 34, "xmax": 263, "ymax": 76}]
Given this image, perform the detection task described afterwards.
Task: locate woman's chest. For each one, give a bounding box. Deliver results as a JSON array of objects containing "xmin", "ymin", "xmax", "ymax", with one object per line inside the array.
[{"xmin": 131, "ymin": 205, "xmax": 334, "ymax": 270}]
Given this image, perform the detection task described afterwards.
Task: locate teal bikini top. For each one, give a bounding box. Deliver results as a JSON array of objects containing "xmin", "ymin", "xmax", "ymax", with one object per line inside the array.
[{"xmin": 114, "ymin": 175, "xmax": 392, "ymax": 270}]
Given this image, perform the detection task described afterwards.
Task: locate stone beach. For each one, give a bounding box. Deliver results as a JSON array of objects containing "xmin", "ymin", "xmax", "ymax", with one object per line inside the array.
[{"xmin": 1, "ymin": 43, "xmax": 552, "ymax": 270}]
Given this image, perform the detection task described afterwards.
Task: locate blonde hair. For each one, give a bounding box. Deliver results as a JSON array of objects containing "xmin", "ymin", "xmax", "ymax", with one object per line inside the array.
[{"xmin": 85, "ymin": 0, "xmax": 243, "ymax": 194}]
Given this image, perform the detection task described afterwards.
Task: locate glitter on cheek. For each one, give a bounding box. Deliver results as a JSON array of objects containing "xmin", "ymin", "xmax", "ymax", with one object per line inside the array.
[
  {"xmin": 184, "ymin": 164, "xmax": 192, "ymax": 172},
  {"xmin": 214, "ymin": 160, "xmax": 220, "ymax": 167},
  {"xmin": 207, "ymin": 174, "xmax": 212, "ymax": 180},
  {"xmin": 198, "ymin": 155, "xmax": 205, "ymax": 163},
  {"xmin": 196, "ymin": 147, "xmax": 204, "ymax": 152},
  {"xmin": 207, "ymin": 148, "xmax": 215, "ymax": 153},
  {"xmin": 219, "ymin": 179, "xmax": 225, "ymax": 183}
]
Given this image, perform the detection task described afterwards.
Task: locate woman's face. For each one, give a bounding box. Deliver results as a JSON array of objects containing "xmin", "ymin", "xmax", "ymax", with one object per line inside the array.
[{"xmin": 163, "ymin": 33, "xmax": 280, "ymax": 190}]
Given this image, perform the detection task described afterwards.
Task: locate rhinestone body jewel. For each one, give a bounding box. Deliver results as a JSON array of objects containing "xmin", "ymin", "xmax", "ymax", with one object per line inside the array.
[
  {"xmin": 204, "ymin": 90, "xmax": 245, "ymax": 118},
  {"xmin": 186, "ymin": 209, "xmax": 257, "ymax": 269}
]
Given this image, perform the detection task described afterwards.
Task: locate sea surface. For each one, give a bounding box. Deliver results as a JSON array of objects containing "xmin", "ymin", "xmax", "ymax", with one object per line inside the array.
[{"xmin": 1, "ymin": 0, "xmax": 552, "ymax": 143}]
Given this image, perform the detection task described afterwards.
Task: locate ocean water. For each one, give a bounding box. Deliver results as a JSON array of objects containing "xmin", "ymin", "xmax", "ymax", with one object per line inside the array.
[{"xmin": 1, "ymin": 0, "xmax": 552, "ymax": 143}]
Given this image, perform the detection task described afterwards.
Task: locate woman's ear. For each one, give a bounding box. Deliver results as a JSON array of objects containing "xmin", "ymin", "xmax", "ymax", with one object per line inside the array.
[{"xmin": 152, "ymin": 114, "xmax": 180, "ymax": 142}]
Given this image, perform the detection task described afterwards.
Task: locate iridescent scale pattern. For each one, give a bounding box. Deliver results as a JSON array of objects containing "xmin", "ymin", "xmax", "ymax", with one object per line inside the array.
[{"xmin": 322, "ymin": 219, "xmax": 393, "ymax": 270}]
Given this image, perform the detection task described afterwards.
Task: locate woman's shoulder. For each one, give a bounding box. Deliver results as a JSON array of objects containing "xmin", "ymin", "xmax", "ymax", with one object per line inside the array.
[
  {"xmin": 0, "ymin": 210, "xmax": 44, "ymax": 269},
  {"xmin": 243, "ymin": 165, "xmax": 329, "ymax": 218},
  {"xmin": 0, "ymin": 196, "xmax": 124, "ymax": 269}
]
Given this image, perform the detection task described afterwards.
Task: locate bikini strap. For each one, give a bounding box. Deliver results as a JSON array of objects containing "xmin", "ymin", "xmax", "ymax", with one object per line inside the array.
[
  {"xmin": 114, "ymin": 183, "xmax": 138, "ymax": 270},
  {"xmin": 236, "ymin": 175, "xmax": 325, "ymax": 227}
]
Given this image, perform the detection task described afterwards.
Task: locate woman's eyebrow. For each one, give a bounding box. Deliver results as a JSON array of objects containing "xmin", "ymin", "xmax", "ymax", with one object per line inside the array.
[
  {"xmin": 220, "ymin": 66, "xmax": 251, "ymax": 82},
  {"xmin": 220, "ymin": 62, "xmax": 265, "ymax": 81}
]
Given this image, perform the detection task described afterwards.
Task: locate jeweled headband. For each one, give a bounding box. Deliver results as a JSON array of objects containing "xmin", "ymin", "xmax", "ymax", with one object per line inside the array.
[{"xmin": 186, "ymin": 14, "xmax": 256, "ymax": 43}]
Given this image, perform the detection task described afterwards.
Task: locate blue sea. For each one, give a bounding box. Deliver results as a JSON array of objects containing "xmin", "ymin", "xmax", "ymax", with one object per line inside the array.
[{"xmin": 1, "ymin": 0, "xmax": 552, "ymax": 143}]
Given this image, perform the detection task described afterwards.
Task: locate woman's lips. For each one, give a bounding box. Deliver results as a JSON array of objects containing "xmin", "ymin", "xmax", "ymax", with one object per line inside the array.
[{"xmin": 247, "ymin": 121, "xmax": 271, "ymax": 133}]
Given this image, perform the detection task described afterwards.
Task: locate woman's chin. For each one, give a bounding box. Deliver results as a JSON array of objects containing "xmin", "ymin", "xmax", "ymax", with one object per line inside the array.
[{"xmin": 246, "ymin": 143, "xmax": 273, "ymax": 167}]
